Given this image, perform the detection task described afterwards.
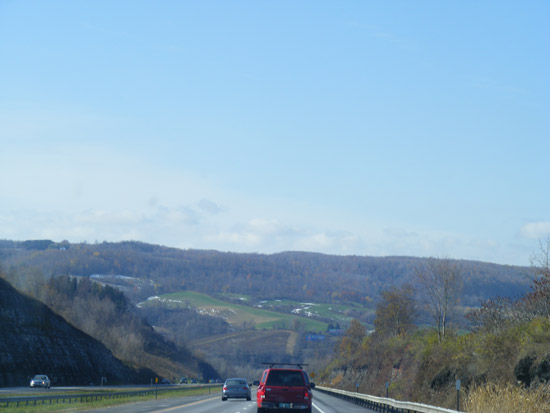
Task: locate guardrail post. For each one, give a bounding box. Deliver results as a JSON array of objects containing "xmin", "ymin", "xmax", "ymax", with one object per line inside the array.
[{"xmin": 455, "ymin": 379, "xmax": 461, "ymax": 412}]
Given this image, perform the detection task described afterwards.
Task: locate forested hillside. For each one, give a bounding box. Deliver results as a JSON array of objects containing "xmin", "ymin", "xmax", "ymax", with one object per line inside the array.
[
  {"xmin": 0, "ymin": 239, "xmax": 537, "ymax": 391},
  {"xmin": 320, "ymin": 240, "xmax": 550, "ymax": 411},
  {"xmin": 0, "ymin": 277, "xmax": 151, "ymax": 386},
  {"xmin": 0, "ymin": 255, "xmax": 220, "ymax": 383},
  {"xmin": 0, "ymin": 240, "xmax": 531, "ymax": 309}
]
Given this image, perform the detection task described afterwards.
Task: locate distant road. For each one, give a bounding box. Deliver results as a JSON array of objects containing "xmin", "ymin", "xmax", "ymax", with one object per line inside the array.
[{"xmin": 0, "ymin": 384, "xmax": 160, "ymax": 395}]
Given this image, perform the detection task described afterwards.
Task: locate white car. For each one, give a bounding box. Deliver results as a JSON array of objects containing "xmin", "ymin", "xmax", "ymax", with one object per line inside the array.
[{"xmin": 30, "ymin": 375, "xmax": 51, "ymax": 388}]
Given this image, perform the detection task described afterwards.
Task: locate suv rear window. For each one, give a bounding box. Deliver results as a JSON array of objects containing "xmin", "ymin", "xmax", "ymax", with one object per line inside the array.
[{"xmin": 266, "ymin": 370, "xmax": 304, "ymax": 386}]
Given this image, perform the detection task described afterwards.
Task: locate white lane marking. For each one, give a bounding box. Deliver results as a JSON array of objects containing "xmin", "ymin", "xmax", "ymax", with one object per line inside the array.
[
  {"xmin": 152, "ymin": 395, "xmax": 219, "ymax": 412},
  {"xmin": 313, "ymin": 402, "xmax": 328, "ymax": 413},
  {"xmin": 233, "ymin": 402, "xmax": 256, "ymax": 412}
]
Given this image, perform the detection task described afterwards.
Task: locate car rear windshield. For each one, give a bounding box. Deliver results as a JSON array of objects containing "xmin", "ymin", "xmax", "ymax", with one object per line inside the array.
[
  {"xmin": 226, "ymin": 379, "xmax": 247, "ymax": 386},
  {"xmin": 266, "ymin": 370, "xmax": 304, "ymax": 386}
]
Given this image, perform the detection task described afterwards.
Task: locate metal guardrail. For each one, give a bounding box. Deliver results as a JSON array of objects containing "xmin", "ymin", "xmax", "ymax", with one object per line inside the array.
[
  {"xmin": 316, "ymin": 386, "xmax": 463, "ymax": 413},
  {"xmin": 0, "ymin": 384, "xmax": 221, "ymax": 409}
]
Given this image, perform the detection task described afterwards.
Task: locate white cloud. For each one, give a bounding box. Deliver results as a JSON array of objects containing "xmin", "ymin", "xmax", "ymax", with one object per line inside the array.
[
  {"xmin": 211, "ymin": 231, "xmax": 262, "ymax": 247},
  {"xmin": 294, "ymin": 233, "xmax": 333, "ymax": 250},
  {"xmin": 206, "ymin": 218, "xmax": 289, "ymax": 250},
  {"xmin": 75, "ymin": 210, "xmax": 144, "ymax": 225},
  {"xmin": 520, "ymin": 222, "xmax": 550, "ymax": 240},
  {"xmin": 197, "ymin": 199, "xmax": 225, "ymax": 215},
  {"xmin": 247, "ymin": 218, "xmax": 285, "ymax": 235},
  {"xmin": 0, "ymin": 134, "xmax": 537, "ymax": 265}
]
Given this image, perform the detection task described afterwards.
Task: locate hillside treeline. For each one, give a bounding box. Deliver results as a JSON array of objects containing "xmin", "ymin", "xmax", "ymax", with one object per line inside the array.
[
  {"xmin": 323, "ymin": 242, "xmax": 550, "ymax": 411},
  {"xmin": 0, "ymin": 240, "xmax": 531, "ymax": 308},
  {"xmin": 139, "ymin": 301, "xmax": 231, "ymax": 347},
  {"xmin": 0, "ymin": 265, "xmax": 219, "ymax": 381},
  {"xmin": 0, "ymin": 277, "xmax": 153, "ymax": 386}
]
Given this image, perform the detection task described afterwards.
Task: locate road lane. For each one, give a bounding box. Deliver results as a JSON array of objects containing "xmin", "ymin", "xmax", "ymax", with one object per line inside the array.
[
  {"xmin": 0, "ymin": 386, "xmax": 378, "ymax": 412},
  {"xmin": 84, "ymin": 389, "xmax": 378, "ymax": 413},
  {"xmin": 88, "ymin": 395, "xmax": 255, "ymax": 413}
]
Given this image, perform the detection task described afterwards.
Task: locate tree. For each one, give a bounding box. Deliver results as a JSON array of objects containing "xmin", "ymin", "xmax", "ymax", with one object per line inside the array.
[
  {"xmin": 530, "ymin": 236, "xmax": 550, "ymax": 280},
  {"xmin": 415, "ymin": 257, "xmax": 462, "ymax": 342},
  {"xmin": 374, "ymin": 284, "xmax": 416, "ymax": 338},
  {"xmin": 530, "ymin": 236, "xmax": 550, "ymax": 294},
  {"xmin": 338, "ymin": 319, "xmax": 366, "ymax": 360},
  {"xmin": 525, "ymin": 235, "xmax": 550, "ymax": 317},
  {"xmin": 465, "ymin": 296, "xmax": 515, "ymax": 333},
  {"xmin": 466, "ymin": 237, "xmax": 550, "ymax": 331}
]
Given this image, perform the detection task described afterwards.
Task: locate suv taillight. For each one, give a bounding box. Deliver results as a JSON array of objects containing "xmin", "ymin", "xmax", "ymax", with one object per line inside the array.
[{"xmin": 304, "ymin": 390, "xmax": 310, "ymax": 400}]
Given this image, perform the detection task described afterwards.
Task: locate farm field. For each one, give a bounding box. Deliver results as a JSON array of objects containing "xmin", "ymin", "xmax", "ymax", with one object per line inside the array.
[{"xmin": 139, "ymin": 291, "xmax": 367, "ymax": 332}]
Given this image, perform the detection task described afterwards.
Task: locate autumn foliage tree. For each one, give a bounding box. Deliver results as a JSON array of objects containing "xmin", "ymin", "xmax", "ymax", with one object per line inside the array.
[
  {"xmin": 338, "ymin": 319, "xmax": 366, "ymax": 361},
  {"xmin": 40, "ymin": 275, "xmax": 146, "ymax": 365},
  {"xmin": 374, "ymin": 284, "xmax": 416, "ymax": 338}
]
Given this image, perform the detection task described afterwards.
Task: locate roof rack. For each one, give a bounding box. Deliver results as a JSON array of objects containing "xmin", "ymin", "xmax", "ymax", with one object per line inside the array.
[{"xmin": 262, "ymin": 362, "xmax": 309, "ymax": 369}]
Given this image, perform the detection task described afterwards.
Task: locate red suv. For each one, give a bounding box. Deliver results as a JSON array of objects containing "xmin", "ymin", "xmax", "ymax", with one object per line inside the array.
[{"xmin": 256, "ymin": 363, "xmax": 315, "ymax": 413}]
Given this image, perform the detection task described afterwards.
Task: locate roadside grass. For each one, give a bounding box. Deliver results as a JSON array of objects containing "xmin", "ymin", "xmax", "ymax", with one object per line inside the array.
[
  {"xmin": 0, "ymin": 386, "xmax": 217, "ymax": 412},
  {"xmin": 465, "ymin": 382, "xmax": 550, "ymax": 412},
  {"xmin": 0, "ymin": 389, "xmax": 116, "ymax": 398}
]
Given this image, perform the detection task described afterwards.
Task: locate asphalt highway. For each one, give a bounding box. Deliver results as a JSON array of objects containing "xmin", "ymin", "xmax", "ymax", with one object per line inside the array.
[{"xmin": 83, "ymin": 389, "xmax": 377, "ymax": 413}]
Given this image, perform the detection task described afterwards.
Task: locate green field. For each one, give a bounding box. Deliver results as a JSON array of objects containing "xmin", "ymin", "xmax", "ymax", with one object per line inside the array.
[
  {"xmin": 140, "ymin": 291, "xmax": 345, "ymax": 332},
  {"xmin": 256, "ymin": 298, "xmax": 368, "ymax": 323}
]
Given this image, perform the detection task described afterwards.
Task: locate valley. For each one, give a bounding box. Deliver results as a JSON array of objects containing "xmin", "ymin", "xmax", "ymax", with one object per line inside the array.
[{"xmin": 0, "ymin": 239, "xmax": 542, "ymax": 410}]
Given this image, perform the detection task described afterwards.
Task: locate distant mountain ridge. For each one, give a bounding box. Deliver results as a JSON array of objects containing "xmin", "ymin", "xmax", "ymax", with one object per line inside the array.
[{"xmin": 0, "ymin": 240, "xmax": 531, "ymax": 308}]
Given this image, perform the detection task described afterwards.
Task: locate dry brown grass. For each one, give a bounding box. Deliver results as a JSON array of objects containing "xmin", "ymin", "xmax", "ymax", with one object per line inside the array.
[{"xmin": 465, "ymin": 382, "xmax": 550, "ymax": 413}]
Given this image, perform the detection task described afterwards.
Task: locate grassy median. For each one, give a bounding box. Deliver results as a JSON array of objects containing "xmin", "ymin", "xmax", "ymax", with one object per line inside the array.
[{"xmin": 0, "ymin": 385, "xmax": 220, "ymax": 412}]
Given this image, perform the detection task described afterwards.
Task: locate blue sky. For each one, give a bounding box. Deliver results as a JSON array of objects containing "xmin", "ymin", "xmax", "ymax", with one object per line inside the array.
[{"xmin": 1, "ymin": 1, "xmax": 549, "ymax": 266}]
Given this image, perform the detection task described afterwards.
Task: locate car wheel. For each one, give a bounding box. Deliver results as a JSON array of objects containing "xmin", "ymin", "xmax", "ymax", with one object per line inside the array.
[
  {"xmin": 257, "ymin": 408, "xmax": 265, "ymax": 413},
  {"xmin": 222, "ymin": 396, "xmax": 227, "ymax": 401}
]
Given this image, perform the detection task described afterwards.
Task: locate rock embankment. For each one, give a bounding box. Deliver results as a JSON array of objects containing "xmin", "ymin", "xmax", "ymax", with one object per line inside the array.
[{"xmin": 0, "ymin": 278, "xmax": 147, "ymax": 386}]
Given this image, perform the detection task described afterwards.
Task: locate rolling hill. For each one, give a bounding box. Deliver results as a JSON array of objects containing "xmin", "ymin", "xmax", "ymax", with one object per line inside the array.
[
  {"xmin": 0, "ymin": 240, "xmax": 531, "ymax": 310},
  {"xmin": 0, "ymin": 239, "xmax": 533, "ymax": 379}
]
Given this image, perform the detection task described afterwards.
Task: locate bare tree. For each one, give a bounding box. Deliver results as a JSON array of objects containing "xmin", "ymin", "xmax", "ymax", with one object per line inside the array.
[
  {"xmin": 466, "ymin": 296, "xmax": 515, "ymax": 333},
  {"xmin": 526, "ymin": 235, "xmax": 550, "ymax": 317},
  {"xmin": 415, "ymin": 257, "xmax": 463, "ymax": 342},
  {"xmin": 530, "ymin": 236, "xmax": 550, "ymax": 288},
  {"xmin": 465, "ymin": 237, "xmax": 550, "ymax": 331}
]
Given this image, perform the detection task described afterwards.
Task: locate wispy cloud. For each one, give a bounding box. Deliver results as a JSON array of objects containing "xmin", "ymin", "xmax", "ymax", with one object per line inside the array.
[
  {"xmin": 520, "ymin": 222, "xmax": 550, "ymax": 240},
  {"xmin": 198, "ymin": 199, "xmax": 225, "ymax": 215}
]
